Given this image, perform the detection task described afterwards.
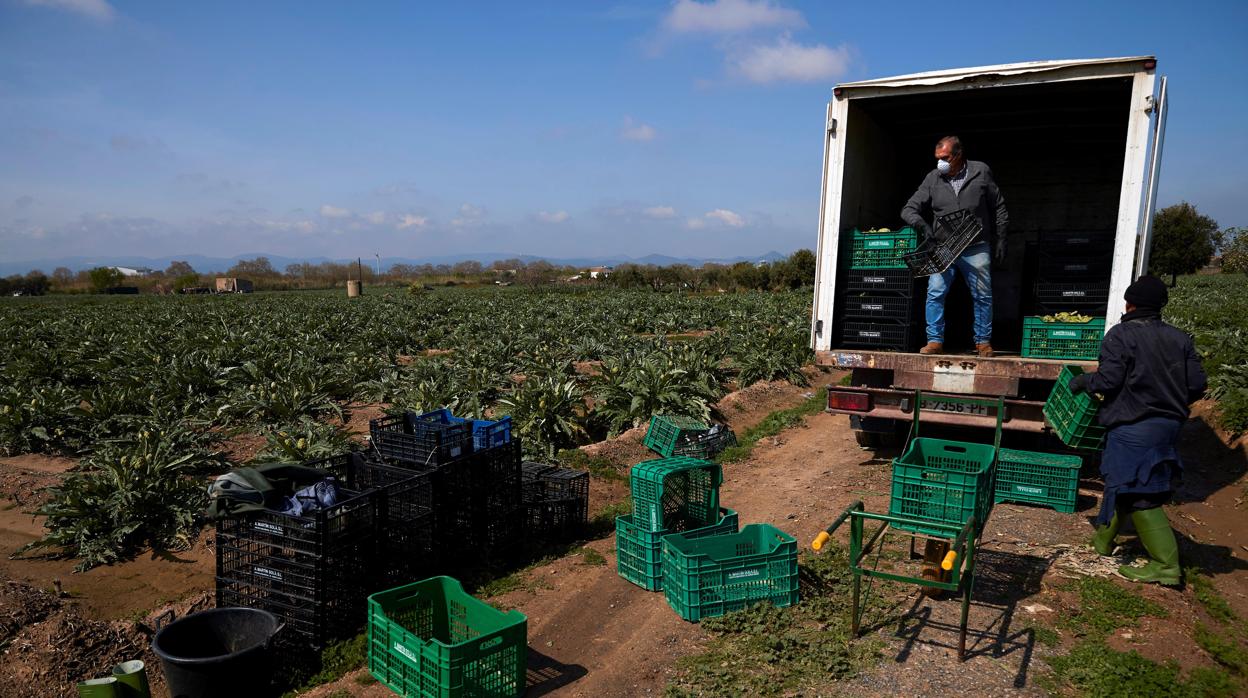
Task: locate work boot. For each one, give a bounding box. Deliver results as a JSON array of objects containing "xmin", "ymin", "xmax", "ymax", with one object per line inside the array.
[
  {"xmin": 1119, "ymin": 507, "xmax": 1181, "ymax": 586},
  {"xmin": 919, "ymin": 342, "xmax": 944, "ymax": 355},
  {"xmin": 1091, "ymin": 512, "xmax": 1120, "ymax": 556},
  {"xmin": 976, "ymin": 343, "xmax": 994, "ymax": 358}
]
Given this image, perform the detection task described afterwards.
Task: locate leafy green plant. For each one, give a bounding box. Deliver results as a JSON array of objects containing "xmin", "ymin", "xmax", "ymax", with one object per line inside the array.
[
  {"xmin": 19, "ymin": 427, "xmax": 226, "ymax": 570},
  {"xmin": 498, "ymin": 375, "xmax": 588, "ymax": 460},
  {"xmin": 251, "ymin": 417, "xmax": 357, "ymax": 463}
]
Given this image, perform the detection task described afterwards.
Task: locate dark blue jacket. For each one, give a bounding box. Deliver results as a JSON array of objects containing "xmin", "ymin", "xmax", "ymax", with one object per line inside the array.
[{"xmin": 1073, "ymin": 311, "xmax": 1207, "ymax": 428}]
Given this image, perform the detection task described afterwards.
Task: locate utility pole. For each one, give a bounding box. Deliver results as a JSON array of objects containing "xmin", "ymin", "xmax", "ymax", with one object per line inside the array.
[{"xmin": 375, "ymin": 254, "xmax": 381, "ymax": 277}]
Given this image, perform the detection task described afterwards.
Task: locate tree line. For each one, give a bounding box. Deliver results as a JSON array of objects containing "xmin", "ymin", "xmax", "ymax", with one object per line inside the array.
[{"xmin": 3, "ymin": 250, "xmax": 819, "ymax": 295}]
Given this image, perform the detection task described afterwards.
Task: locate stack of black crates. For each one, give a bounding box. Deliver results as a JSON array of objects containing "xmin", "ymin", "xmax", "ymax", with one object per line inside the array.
[
  {"xmin": 840, "ymin": 227, "xmax": 918, "ymax": 350},
  {"xmin": 521, "ymin": 462, "xmax": 590, "ymax": 541},
  {"xmin": 1029, "ymin": 231, "xmax": 1114, "ymax": 316},
  {"xmin": 215, "ymin": 408, "xmax": 589, "ymax": 663},
  {"xmin": 214, "ymin": 452, "xmax": 433, "ymax": 655}
]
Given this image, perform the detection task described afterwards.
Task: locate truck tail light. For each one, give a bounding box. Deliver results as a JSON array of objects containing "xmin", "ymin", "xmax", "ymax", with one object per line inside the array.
[{"xmin": 827, "ymin": 390, "xmax": 871, "ymax": 412}]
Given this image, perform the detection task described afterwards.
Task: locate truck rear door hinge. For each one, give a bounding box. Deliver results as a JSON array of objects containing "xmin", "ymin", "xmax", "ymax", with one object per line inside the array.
[
  {"xmin": 815, "ymin": 320, "xmax": 823, "ymax": 336},
  {"xmin": 826, "ymin": 118, "xmax": 837, "ymax": 134}
]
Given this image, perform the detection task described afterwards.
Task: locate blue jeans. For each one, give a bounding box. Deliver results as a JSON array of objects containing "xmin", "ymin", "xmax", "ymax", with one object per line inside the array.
[{"xmin": 925, "ymin": 242, "xmax": 992, "ymax": 344}]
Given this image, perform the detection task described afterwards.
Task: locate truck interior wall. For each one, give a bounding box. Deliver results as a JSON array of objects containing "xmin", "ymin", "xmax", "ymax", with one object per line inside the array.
[{"xmin": 835, "ymin": 77, "xmax": 1133, "ymax": 353}]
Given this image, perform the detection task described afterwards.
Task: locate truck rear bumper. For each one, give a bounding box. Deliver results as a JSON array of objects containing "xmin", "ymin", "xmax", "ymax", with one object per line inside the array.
[
  {"xmin": 826, "ymin": 385, "xmax": 1049, "ymax": 432},
  {"xmin": 816, "ymin": 349, "xmax": 1096, "ymax": 396}
]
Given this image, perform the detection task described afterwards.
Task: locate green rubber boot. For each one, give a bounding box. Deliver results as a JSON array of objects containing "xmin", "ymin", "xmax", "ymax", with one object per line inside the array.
[
  {"xmin": 1091, "ymin": 512, "xmax": 1120, "ymax": 556},
  {"xmin": 1119, "ymin": 507, "xmax": 1181, "ymax": 586}
]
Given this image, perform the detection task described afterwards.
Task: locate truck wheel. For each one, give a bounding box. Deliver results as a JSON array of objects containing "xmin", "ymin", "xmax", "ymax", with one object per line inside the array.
[{"xmin": 854, "ymin": 430, "xmax": 882, "ymax": 448}]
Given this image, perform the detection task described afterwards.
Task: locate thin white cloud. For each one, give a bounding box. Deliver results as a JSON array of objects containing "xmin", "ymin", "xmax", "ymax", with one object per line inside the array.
[
  {"xmin": 643, "ymin": 206, "xmax": 678, "ymax": 219},
  {"xmin": 536, "ymin": 210, "xmax": 571, "ymax": 224},
  {"xmin": 662, "ymin": 0, "xmax": 804, "ymax": 34},
  {"xmin": 451, "ymin": 203, "xmax": 486, "ymax": 228},
  {"xmin": 620, "ymin": 116, "xmax": 657, "ymax": 142},
  {"xmin": 731, "ymin": 37, "xmax": 851, "ymax": 83},
  {"xmin": 319, "ymin": 204, "xmax": 352, "ymax": 219},
  {"xmin": 397, "ymin": 214, "xmax": 428, "ymax": 230},
  {"xmin": 363, "ymin": 211, "xmax": 387, "ymax": 225},
  {"xmin": 23, "ymin": 0, "xmax": 116, "ymax": 21},
  {"xmin": 685, "ymin": 218, "xmax": 707, "ymax": 230},
  {"xmin": 704, "ymin": 208, "xmax": 746, "ymax": 227}
]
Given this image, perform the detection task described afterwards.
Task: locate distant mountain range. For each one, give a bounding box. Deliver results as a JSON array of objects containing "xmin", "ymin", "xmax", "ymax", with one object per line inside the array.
[{"xmin": 1, "ymin": 251, "xmax": 792, "ymax": 276}]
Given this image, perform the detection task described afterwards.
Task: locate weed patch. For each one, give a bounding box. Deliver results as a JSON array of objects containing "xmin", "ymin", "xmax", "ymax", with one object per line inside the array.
[
  {"xmin": 279, "ymin": 633, "xmax": 366, "ymax": 697},
  {"xmin": 664, "ymin": 545, "xmax": 896, "ymax": 696},
  {"xmin": 1046, "ymin": 639, "xmax": 1234, "ymax": 697},
  {"xmin": 1194, "ymin": 623, "xmax": 1248, "ymax": 677},
  {"xmin": 580, "ymin": 547, "xmax": 607, "ymax": 566},
  {"xmin": 1187, "ymin": 569, "xmax": 1239, "ymax": 625},
  {"xmin": 558, "ymin": 448, "xmax": 627, "ymax": 482},
  {"xmin": 1057, "ymin": 576, "xmax": 1167, "ymax": 638},
  {"xmin": 716, "ymin": 388, "xmax": 826, "ymax": 464}
]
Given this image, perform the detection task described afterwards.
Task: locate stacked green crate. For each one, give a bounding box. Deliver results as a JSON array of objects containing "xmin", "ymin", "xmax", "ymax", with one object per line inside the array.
[
  {"xmin": 995, "ymin": 448, "xmax": 1082, "ymax": 513},
  {"xmin": 889, "ymin": 438, "xmax": 996, "ymax": 536},
  {"xmin": 848, "ymin": 227, "xmax": 918, "ymax": 269},
  {"xmin": 1021, "ymin": 317, "xmax": 1105, "ymax": 360},
  {"xmin": 368, "ymin": 576, "xmax": 527, "ymax": 698},
  {"xmin": 616, "ymin": 508, "xmax": 738, "ymax": 592},
  {"xmin": 618, "ymin": 457, "xmax": 732, "ymax": 591},
  {"xmin": 662, "ymin": 524, "xmax": 799, "ymax": 622}
]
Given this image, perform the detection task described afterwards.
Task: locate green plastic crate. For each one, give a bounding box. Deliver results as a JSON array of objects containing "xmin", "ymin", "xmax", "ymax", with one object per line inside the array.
[
  {"xmin": 662, "ymin": 523, "xmax": 799, "ymax": 622},
  {"xmin": 630, "ymin": 457, "xmax": 723, "ymax": 531},
  {"xmin": 995, "ymin": 448, "xmax": 1082, "ymax": 513},
  {"xmin": 1044, "ymin": 365, "xmax": 1106, "ymax": 450},
  {"xmin": 1021, "ymin": 317, "xmax": 1106, "ymax": 360},
  {"xmin": 368, "ymin": 576, "xmax": 527, "ymax": 698},
  {"xmin": 644, "ymin": 415, "xmax": 710, "ymax": 457},
  {"xmin": 848, "ymin": 227, "xmax": 918, "ymax": 269},
  {"xmin": 889, "ymin": 438, "xmax": 996, "ymax": 536},
  {"xmin": 671, "ymin": 427, "xmax": 738, "ymax": 460},
  {"xmin": 616, "ymin": 507, "xmax": 738, "ymax": 592}
]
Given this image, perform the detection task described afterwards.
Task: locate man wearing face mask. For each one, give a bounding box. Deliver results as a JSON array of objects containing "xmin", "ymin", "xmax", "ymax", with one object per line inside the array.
[{"xmin": 901, "ymin": 136, "xmax": 1009, "ymax": 357}]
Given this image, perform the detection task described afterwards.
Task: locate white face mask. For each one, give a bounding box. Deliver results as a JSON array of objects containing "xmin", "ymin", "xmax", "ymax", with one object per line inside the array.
[{"xmin": 936, "ymin": 159, "xmax": 952, "ymax": 175}]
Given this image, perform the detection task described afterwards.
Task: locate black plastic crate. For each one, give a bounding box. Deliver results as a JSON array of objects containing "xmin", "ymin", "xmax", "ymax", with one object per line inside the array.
[
  {"xmin": 844, "ymin": 269, "xmax": 914, "ymax": 295},
  {"xmin": 839, "ymin": 319, "xmax": 913, "ymax": 350},
  {"xmin": 216, "ymin": 572, "xmax": 364, "ymax": 649},
  {"xmin": 524, "ymin": 465, "xmax": 589, "ymax": 503},
  {"xmin": 369, "ymin": 410, "xmax": 475, "ymax": 468},
  {"xmin": 903, "ymin": 209, "xmax": 984, "ymax": 277},
  {"xmin": 1034, "ymin": 282, "xmax": 1110, "ymax": 310},
  {"xmin": 427, "ymin": 441, "xmax": 524, "ymax": 561},
  {"xmin": 523, "ymin": 497, "xmax": 588, "ymax": 541},
  {"xmin": 1036, "ymin": 250, "xmax": 1112, "ymax": 280},
  {"xmin": 1037, "ymin": 230, "xmax": 1115, "ymax": 250},
  {"xmin": 842, "ymin": 293, "xmax": 912, "ymax": 321},
  {"xmin": 214, "ymin": 453, "xmax": 436, "ymax": 643}
]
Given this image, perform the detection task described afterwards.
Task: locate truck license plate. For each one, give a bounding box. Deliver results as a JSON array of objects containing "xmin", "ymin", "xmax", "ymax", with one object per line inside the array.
[{"xmin": 922, "ymin": 400, "xmax": 988, "ymax": 416}]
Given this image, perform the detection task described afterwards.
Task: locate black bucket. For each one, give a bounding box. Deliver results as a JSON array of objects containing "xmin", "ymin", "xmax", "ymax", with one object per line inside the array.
[{"xmin": 151, "ymin": 608, "xmax": 283, "ymax": 698}]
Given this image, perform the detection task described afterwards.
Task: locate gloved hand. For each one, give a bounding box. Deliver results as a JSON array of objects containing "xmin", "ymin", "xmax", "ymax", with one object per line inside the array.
[
  {"xmin": 994, "ymin": 236, "xmax": 1008, "ymax": 263},
  {"xmin": 1068, "ymin": 374, "xmax": 1087, "ymax": 394},
  {"xmin": 916, "ymin": 221, "xmax": 934, "ymax": 241}
]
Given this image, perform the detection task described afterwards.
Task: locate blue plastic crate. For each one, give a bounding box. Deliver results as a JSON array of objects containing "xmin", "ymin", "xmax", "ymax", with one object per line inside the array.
[{"xmin": 471, "ymin": 417, "xmax": 512, "ymax": 450}]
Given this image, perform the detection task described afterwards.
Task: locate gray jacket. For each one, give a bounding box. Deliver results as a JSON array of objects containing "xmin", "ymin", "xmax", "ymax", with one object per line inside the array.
[{"xmin": 901, "ymin": 160, "xmax": 1008, "ymax": 248}]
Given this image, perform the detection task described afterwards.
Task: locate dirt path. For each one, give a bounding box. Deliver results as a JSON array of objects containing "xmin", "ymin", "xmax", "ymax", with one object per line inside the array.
[{"xmin": 314, "ymin": 397, "xmax": 1247, "ymax": 697}]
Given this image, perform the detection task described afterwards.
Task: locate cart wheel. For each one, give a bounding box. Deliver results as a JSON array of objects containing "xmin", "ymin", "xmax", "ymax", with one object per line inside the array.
[{"xmin": 920, "ymin": 539, "xmax": 951, "ymax": 597}]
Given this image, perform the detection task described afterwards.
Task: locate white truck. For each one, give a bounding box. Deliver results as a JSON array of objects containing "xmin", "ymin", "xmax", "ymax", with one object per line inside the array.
[{"xmin": 811, "ymin": 56, "xmax": 1168, "ymax": 443}]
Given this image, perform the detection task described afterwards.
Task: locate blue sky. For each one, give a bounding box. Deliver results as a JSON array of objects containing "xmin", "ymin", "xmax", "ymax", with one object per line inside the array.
[{"xmin": 1, "ymin": 0, "xmax": 1245, "ymax": 265}]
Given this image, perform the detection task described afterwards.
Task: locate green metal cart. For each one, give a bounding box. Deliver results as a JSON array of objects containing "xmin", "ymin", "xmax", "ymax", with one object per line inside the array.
[{"xmin": 812, "ymin": 392, "xmax": 1003, "ymax": 661}]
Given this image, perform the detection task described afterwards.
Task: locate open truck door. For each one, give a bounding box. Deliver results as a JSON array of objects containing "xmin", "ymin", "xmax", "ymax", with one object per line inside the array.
[{"xmin": 1135, "ymin": 75, "xmax": 1169, "ymax": 277}]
